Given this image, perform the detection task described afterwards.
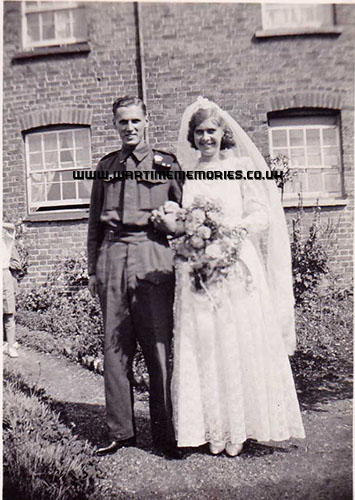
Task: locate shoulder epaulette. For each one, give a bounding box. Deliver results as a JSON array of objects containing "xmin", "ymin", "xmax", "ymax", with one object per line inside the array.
[
  {"xmin": 99, "ymin": 150, "xmax": 120, "ymax": 164},
  {"xmin": 152, "ymin": 149, "xmax": 177, "ymax": 169}
]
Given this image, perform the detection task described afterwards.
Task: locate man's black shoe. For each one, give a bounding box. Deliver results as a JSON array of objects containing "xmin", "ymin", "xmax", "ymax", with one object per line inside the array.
[
  {"xmin": 161, "ymin": 446, "xmax": 185, "ymax": 460},
  {"xmin": 95, "ymin": 437, "xmax": 136, "ymax": 457}
]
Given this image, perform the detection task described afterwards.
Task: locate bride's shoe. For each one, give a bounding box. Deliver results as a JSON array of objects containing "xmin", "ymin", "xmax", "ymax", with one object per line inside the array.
[
  {"xmin": 225, "ymin": 442, "xmax": 243, "ymax": 457},
  {"xmin": 209, "ymin": 442, "xmax": 225, "ymax": 455}
]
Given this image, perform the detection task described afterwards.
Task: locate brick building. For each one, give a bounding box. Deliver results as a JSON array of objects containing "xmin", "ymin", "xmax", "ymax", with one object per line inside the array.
[{"xmin": 3, "ymin": 2, "xmax": 354, "ymax": 285}]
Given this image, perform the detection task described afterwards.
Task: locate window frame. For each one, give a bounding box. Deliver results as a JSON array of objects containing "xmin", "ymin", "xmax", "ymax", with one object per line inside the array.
[
  {"xmin": 261, "ymin": 3, "xmax": 335, "ymax": 31},
  {"xmin": 21, "ymin": 1, "xmax": 87, "ymax": 49},
  {"xmin": 268, "ymin": 112, "xmax": 343, "ymax": 201},
  {"xmin": 25, "ymin": 125, "xmax": 92, "ymax": 214}
]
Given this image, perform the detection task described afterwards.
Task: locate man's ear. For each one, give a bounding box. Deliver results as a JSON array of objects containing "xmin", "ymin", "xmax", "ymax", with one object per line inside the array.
[{"xmin": 144, "ymin": 114, "xmax": 149, "ymax": 127}]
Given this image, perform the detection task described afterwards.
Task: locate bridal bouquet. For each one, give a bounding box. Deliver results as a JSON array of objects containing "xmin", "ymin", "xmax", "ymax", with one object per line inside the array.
[{"xmin": 171, "ymin": 196, "xmax": 247, "ymax": 294}]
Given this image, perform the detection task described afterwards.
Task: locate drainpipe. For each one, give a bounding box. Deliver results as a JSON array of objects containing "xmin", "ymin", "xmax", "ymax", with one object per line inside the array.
[{"xmin": 134, "ymin": 2, "xmax": 148, "ymax": 112}]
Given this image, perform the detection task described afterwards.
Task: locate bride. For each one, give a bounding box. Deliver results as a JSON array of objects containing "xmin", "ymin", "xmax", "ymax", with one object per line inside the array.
[{"xmin": 155, "ymin": 97, "xmax": 305, "ymax": 457}]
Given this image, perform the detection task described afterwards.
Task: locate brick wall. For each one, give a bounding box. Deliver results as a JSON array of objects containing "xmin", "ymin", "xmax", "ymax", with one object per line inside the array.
[
  {"xmin": 3, "ymin": 2, "xmax": 354, "ymax": 286},
  {"xmin": 3, "ymin": 1, "xmax": 139, "ymax": 284}
]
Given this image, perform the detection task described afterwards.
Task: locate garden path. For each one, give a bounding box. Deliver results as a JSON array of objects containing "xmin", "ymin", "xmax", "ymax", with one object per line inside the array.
[{"xmin": 4, "ymin": 345, "xmax": 352, "ymax": 500}]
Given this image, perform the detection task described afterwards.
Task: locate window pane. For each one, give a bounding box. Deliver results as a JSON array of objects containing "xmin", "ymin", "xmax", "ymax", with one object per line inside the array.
[
  {"xmin": 56, "ymin": 10, "xmax": 71, "ymax": 39},
  {"xmin": 43, "ymin": 132, "xmax": 57, "ymax": 151},
  {"xmin": 42, "ymin": 12, "xmax": 55, "ymax": 40},
  {"xmin": 323, "ymin": 128, "xmax": 337, "ymax": 146},
  {"xmin": 28, "ymin": 134, "xmax": 42, "ymax": 153},
  {"xmin": 308, "ymin": 169, "xmax": 324, "ymax": 192},
  {"xmin": 29, "ymin": 152, "xmax": 43, "ymax": 170},
  {"xmin": 72, "ymin": 7, "xmax": 87, "ymax": 38},
  {"xmin": 272, "ymin": 148, "xmax": 289, "ymax": 158},
  {"xmin": 290, "ymin": 149, "xmax": 306, "ymax": 167},
  {"xmin": 27, "ymin": 13, "xmax": 40, "ymax": 42},
  {"xmin": 60, "ymin": 150, "xmax": 74, "ymax": 163},
  {"xmin": 292, "ymin": 170, "xmax": 307, "ymax": 193},
  {"xmin": 323, "ymin": 147, "xmax": 339, "ymax": 167},
  {"xmin": 306, "ymin": 129, "xmax": 320, "ymax": 147},
  {"xmin": 47, "ymin": 183, "xmax": 61, "ymax": 201},
  {"xmin": 271, "ymin": 130, "xmax": 287, "ymax": 148},
  {"xmin": 289, "ymin": 129, "xmax": 304, "ymax": 147},
  {"xmin": 45, "ymin": 150, "xmax": 59, "ymax": 169},
  {"xmin": 307, "ymin": 148, "xmax": 322, "ymax": 166},
  {"xmin": 78, "ymin": 180, "xmax": 91, "ymax": 198},
  {"xmin": 62, "ymin": 171, "xmax": 74, "ymax": 182},
  {"xmin": 60, "ymin": 131, "xmax": 73, "ymax": 149},
  {"xmin": 31, "ymin": 183, "xmax": 46, "ymax": 202},
  {"xmin": 63, "ymin": 182, "xmax": 76, "ymax": 199},
  {"xmin": 324, "ymin": 170, "xmax": 340, "ymax": 193},
  {"xmin": 76, "ymin": 147, "xmax": 90, "ymax": 166}
]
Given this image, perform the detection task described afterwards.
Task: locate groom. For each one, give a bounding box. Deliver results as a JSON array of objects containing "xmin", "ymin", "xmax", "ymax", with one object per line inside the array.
[{"xmin": 87, "ymin": 96, "xmax": 183, "ymax": 459}]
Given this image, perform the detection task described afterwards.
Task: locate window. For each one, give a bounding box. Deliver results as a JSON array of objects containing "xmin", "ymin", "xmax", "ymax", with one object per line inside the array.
[
  {"xmin": 268, "ymin": 113, "xmax": 342, "ymax": 199},
  {"xmin": 262, "ymin": 4, "xmax": 334, "ymax": 30},
  {"xmin": 25, "ymin": 127, "xmax": 92, "ymax": 213},
  {"xmin": 22, "ymin": 1, "xmax": 87, "ymax": 49}
]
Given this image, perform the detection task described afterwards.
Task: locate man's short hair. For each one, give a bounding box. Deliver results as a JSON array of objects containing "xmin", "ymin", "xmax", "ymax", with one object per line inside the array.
[{"xmin": 112, "ymin": 96, "xmax": 147, "ymax": 117}]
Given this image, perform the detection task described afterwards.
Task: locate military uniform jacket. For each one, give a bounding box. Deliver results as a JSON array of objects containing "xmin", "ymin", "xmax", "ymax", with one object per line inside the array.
[{"xmin": 87, "ymin": 142, "xmax": 183, "ymax": 277}]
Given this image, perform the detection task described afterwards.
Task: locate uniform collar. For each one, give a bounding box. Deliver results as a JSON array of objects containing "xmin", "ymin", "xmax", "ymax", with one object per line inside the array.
[{"xmin": 120, "ymin": 141, "xmax": 150, "ymax": 162}]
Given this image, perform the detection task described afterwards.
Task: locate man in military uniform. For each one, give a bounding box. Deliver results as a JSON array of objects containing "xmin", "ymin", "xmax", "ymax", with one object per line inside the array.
[{"xmin": 87, "ymin": 96, "xmax": 183, "ymax": 459}]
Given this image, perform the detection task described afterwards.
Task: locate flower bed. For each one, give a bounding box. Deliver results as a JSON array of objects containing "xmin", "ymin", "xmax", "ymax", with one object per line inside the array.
[{"xmin": 3, "ymin": 370, "xmax": 103, "ymax": 500}]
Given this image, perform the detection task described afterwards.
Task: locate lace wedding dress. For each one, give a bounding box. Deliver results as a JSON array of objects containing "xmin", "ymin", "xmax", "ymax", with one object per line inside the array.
[{"xmin": 172, "ymin": 156, "xmax": 305, "ymax": 447}]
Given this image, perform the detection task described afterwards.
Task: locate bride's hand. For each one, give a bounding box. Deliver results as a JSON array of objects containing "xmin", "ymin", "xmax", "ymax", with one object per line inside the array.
[{"xmin": 150, "ymin": 206, "xmax": 177, "ymax": 234}]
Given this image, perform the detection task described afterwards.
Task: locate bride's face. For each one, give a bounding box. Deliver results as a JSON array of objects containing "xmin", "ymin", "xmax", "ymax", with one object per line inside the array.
[{"xmin": 193, "ymin": 118, "xmax": 224, "ymax": 159}]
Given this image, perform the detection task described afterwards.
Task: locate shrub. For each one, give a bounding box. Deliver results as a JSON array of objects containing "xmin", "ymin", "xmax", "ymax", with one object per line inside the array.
[
  {"xmin": 291, "ymin": 203, "xmax": 338, "ymax": 304},
  {"xmin": 265, "ymin": 153, "xmax": 297, "ymax": 194},
  {"xmin": 292, "ymin": 283, "xmax": 353, "ymax": 405},
  {"xmin": 3, "ymin": 370, "xmax": 103, "ymax": 500},
  {"xmin": 16, "ymin": 252, "xmax": 148, "ymax": 389}
]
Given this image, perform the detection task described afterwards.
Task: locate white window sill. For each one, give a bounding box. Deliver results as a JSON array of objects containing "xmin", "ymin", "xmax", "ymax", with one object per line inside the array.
[
  {"xmin": 13, "ymin": 42, "xmax": 90, "ymax": 61},
  {"xmin": 255, "ymin": 26, "xmax": 343, "ymax": 39},
  {"xmin": 282, "ymin": 197, "xmax": 347, "ymax": 208},
  {"xmin": 24, "ymin": 208, "xmax": 89, "ymax": 223}
]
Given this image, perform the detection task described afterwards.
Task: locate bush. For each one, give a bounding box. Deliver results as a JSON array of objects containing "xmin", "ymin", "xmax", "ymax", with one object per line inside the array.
[
  {"xmin": 291, "ymin": 203, "xmax": 337, "ymax": 304},
  {"xmin": 16, "ymin": 253, "xmax": 148, "ymax": 388},
  {"xmin": 292, "ymin": 283, "xmax": 353, "ymax": 404},
  {"xmin": 3, "ymin": 370, "xmax": 103, "ymax": 500}
]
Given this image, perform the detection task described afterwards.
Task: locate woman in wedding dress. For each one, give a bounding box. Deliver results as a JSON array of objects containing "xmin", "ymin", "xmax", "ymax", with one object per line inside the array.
[{"xmin": 169, "ymin": 98, "xmax": 305, "ymax": 457}]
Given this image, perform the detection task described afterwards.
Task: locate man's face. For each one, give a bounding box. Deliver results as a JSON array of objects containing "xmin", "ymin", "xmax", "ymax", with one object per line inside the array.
[{"xmin": 113, "ymin": 104, "xmax": 148, "ymax": 148}]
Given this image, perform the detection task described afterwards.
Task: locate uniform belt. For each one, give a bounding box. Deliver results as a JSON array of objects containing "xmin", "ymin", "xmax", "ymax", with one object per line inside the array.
[{"xmin": 104, "ymin": 225, "xmax": 151, "ymax": 241}]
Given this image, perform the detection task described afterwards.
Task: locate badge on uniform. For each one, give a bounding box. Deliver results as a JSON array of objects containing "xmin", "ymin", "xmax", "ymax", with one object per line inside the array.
[{"xmin": 153, "ymin": 153, "xmax": 172, "ymax": 169}]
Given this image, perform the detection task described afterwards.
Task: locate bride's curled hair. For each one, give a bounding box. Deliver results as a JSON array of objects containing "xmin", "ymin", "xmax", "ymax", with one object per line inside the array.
[{"xmin": 187, "ymin": 108, "xmax": 236, "ymax": 150}]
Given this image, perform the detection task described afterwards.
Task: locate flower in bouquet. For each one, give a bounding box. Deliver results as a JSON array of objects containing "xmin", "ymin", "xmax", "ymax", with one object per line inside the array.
[
  {"xmin": 172, "ymin": 196, "xmax": 247, "ymax": 296},
  {"xmin": 190, "ymin": 235, "xmax": 205, "ymax": 250},
  {"xmin": 205, "ymin": 243, "xmax": 223, "ymax": 259},
  {"xmin": 197, "ymin": 225, "xmax": 212, "ymax": 240}
]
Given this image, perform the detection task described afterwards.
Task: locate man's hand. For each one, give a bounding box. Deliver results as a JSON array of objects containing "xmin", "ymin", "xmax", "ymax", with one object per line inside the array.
[{"xmin": 88, "ymin": 275, "xmax": 98, "ymax": 297}]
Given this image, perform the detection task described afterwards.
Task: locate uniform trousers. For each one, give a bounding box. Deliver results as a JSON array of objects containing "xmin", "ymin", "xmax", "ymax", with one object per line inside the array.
[{"xmin": 96, "ymin": 232, "xmax": 176, "ymax": 450}]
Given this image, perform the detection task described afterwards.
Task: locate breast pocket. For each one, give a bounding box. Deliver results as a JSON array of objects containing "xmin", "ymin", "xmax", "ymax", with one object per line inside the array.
[
  {"xmin": 103, "ymin": 180, "xmax": 122, "ymax": 210},
  {"xmin": 138, "ymin": 179, "xmax": 169, "ymax": 210}
]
